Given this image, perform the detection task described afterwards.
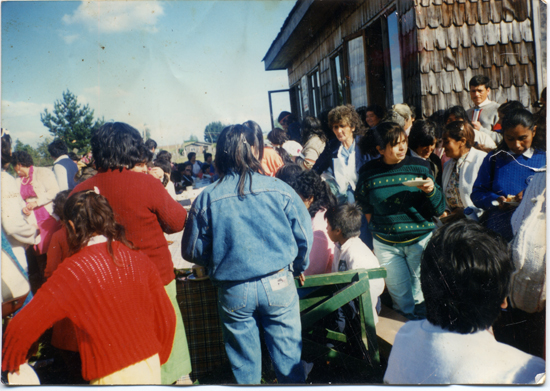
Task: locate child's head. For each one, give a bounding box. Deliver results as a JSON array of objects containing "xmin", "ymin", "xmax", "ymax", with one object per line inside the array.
[
  {"xmin": 153, "ymin": 158, "xmax": 171, "ymax": 187},
  {"xmin": 421, "ymin": 219, "xmax": 514, "ymax": 334},
  {"xmin": 52, "ymin": 190, "xmax": 71, "ymax": 220},
  {"xmin": 131, "ymin": 143, "xmax": 153, "ymax": 174},
  {"xmin": 63, "ymin": 190, "xmax": 133, "ymax": 262},
  {"xmin": 325, "ymin": 203, "xmax": 362, "ymax": 243},
  {"xmin": 201, "ymin": 163, "xmax": 211, "ymax": 174}
]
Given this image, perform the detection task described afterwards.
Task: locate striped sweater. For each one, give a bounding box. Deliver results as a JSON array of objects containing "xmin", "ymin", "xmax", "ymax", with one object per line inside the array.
[
  {"xmin": 356, "ymin": 156, "xmax": 445, "ymax": 246},
  {"xmin": 2, "ymin": 241, "xmax": 176, "ymax": 381}
]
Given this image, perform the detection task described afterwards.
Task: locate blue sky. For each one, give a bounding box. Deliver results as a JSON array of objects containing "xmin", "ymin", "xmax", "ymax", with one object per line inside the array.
[{"xmin": 2, "ymin": 1, "xmax": 295, "ymax": 147}]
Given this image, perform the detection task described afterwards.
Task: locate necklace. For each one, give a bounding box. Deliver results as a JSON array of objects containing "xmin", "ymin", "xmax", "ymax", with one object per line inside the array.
[{"xmin": 21, "ymin": 176, "xmax": 31, "ymax": 185}]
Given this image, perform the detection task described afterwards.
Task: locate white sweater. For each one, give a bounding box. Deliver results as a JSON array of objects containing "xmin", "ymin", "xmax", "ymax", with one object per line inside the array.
[
  {"xmin": 1, "ymin": 171, "xmax": 39, "ymax": 268},
  {"xmin": 385, "ymin": 320, "xmax": 545, "ymax": 384},
  {"xmin": 15, "ymin": 166, "xmax": 60, "ymax": 217},
  {"xmin": 332, "ymin": 237, "xmax": 384, "ymax": 324},
  {"xmin": 442, "ymin": 148, "xmax": 487, "ymax": 217}
]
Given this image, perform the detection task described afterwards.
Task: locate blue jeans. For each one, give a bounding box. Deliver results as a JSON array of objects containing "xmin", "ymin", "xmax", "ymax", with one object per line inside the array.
[
  {"xmin": 373, "ymin": 233, "xmax": 432, "ymax": 319},
  {"xmin": 217, "ymin": 268, "xmax": 304, "ymax": 384}
]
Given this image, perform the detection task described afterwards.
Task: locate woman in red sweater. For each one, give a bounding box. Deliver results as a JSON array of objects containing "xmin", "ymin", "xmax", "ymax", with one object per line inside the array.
[
  {"xmin": 71, "ymin": 122, "xmax": 191, "ymax": 384},
  {"xmin": 2, "ymin": 190, "xmax": 176, "ymax": 384}
]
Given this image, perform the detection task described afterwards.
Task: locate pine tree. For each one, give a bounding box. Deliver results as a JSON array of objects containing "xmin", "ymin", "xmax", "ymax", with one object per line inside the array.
[{"xmin": 40, "ymin": 90, "xmax": 104, "ymax": 152}]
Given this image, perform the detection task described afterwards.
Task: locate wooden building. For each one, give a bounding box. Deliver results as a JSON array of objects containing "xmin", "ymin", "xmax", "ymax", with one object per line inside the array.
[{"xmin": 263, "ymin": 0, "xmax": 547, "ymax": 120}]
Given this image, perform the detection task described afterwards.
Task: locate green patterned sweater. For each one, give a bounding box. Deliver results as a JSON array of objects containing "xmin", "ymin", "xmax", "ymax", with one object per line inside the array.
[{"xmin": 355, "ymin": 156, "xmax": 445, "ymax": 247}]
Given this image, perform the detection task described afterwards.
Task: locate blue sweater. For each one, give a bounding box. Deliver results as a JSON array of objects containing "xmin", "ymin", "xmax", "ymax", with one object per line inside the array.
[{"xmin": 471, "ymin": 149, "xmax": 546, "ymax": 210}]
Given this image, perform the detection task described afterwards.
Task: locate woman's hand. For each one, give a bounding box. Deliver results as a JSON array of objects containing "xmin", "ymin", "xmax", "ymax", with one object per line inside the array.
[
  {"xmin": 417, "ymin": 177, "xmax": 434, "ymax": 194},
  {"xmin": 299, "ymin": 273, "xmax": 306, "ymax": 286},
  {"xmin": 22, "ymin": 201, "xmax": 37, "ymax": 215},
  {"xmin": 149, "ymin": 167, "xmax": 164, "ymax": 181}
]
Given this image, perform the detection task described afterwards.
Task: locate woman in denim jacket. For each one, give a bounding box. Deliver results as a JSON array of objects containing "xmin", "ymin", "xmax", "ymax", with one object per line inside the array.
[{"xmin": 182, "ymin": 124, "xmax": 313, "ymax": 384}]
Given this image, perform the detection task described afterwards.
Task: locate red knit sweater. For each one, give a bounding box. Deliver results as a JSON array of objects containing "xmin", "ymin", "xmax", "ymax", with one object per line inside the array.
[
  {"xmin": 2, "ymin": 242, "xmax": 176, "ymax": 381},
  {"xmin": 72, "ymin": 169, "xmax": 187, "ymax": 285}
]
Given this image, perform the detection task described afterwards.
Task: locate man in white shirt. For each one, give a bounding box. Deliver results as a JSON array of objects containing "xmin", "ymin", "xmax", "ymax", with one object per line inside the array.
[
  {"xmin": 48, "ymin": 139, "xmax": 78, "ymax": 191},
  {"xmin": 466, "ymin": 75, "xmax": 501, "ymax": 144},
  {"xmin": 384, "ymin": 220, "xmax": 545, "ymax": 385}
]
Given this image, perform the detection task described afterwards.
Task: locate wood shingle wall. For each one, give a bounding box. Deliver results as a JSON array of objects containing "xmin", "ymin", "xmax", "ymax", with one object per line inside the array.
[{"xmin": 411, "ymin": 0, "xmax": 539, "ymax": 118}]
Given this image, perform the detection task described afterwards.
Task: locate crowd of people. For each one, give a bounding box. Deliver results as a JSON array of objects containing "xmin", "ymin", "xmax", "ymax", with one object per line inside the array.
[{"xmin": 0, "ymin": 74, "xmax": 546, "ymax": 385}]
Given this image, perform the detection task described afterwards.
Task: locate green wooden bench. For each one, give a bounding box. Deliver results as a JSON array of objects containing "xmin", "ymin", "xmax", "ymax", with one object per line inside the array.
[{"xmin": 294, "ymin": 267, "xmax": 387, "ymax": 378}]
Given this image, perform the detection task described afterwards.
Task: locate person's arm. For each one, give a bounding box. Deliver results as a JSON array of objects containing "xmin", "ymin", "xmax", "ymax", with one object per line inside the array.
[
  {"xmin": 2, "ymin": 287, "xmax": 65, "ymax": 373},
  {"xmin": 34, "ymin": 168, "xmax": 60, "ymax": 207},
  {"xmin": 53, "ymin": 163, "xmax": 69, "ymax": 191},
  {"xmin": 418, "ymin": 177, "xmax": 446, "ymax": 217},
  {"xmin": 1, "ymin": 177, "xmax": 38, "ymax": 245},
  {"xmin": 470, "ymin": 154, "xmax": 501, "ymax": 210},
  {"xmin": 285, "ymin": 193, "xmax": 313, "ymax": 275},
  {"xmin": 181, "ymin": 196, "xmax": 212, "ymax": 268},
  {"xmin": 44, "ymin": 229, "xmax": 67, "ymax": 281},
  {"xmin": 312, "ymin": 140, "xmax": 335, "ymax": 174},
  {"xmin": 149, "ymin": 177, "xmax": 187, "ymax": 234}
]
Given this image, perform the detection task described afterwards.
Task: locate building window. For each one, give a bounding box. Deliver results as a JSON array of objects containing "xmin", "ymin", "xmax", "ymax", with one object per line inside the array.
[
  {"xmin": 387, "ymin": 11, "xmax": 403, "ymax": 105},
  {"xmin": 347, "ymin": 35, "xmax": 368, "ymax": 108},
  {"xmin": 309, "ymin": 69, "xmax": 321, "ymax": 117},
  {"xmin": 331, "ymin": 52, "xmax": 346, "ymax": 106}
]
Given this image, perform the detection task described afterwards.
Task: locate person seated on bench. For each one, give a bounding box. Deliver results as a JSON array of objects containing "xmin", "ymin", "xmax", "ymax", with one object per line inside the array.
[
  {"xmin": 384, "ymin": 220, "xmax": 545, "ymax": 384},
  {"xmin": 326, "ymin": 203, "xmax": 385, "ymax": 332}
]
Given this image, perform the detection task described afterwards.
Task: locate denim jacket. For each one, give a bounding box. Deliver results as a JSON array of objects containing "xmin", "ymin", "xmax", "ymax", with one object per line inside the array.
[{"xmin": 182, "ymin": 172, "xmax": 313, "ymax": 283}]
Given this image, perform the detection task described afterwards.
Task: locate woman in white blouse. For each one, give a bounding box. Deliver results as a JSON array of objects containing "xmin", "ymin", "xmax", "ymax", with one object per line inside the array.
[{"xmin": 441, "ymin": 121, "xmax": 487, "ymax": 222}]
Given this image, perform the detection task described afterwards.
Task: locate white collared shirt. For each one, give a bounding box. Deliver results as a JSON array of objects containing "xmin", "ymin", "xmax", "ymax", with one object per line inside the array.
[
  {"xmin": 410, "ymin": 149, "xmax": 427, "ymax": 161},
  {"xmin": 522, "ymin": 148, "xmax": 534, "ymax": 158},
  {"xmin": 476, "ymin": 98, "xmax": 494, "ymax": 108}
]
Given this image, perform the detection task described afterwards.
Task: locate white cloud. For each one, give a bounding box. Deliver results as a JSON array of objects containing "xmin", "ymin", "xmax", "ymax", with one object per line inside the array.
[
  {"xmin": 2, "ymin": 100, "xmax": 54, "ymax": 118},
  {"xmin": 62, "ymin": 2, "xmax": 164, "ymax": 33},
  {"xmin": 62, "ymin": 33, "xmax": 79, "ymax": 44}
]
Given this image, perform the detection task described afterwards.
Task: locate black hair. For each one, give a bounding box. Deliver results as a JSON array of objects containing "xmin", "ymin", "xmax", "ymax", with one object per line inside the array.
[
  {"xmin": 408, "ymin": 120, "xmax": 438, "ymax": 150},
  {"xmin": 360, "ymin": 121, "xmax": 406, "ymax": 156},
  {"xmin": 171, "ymin": 170, "xmax": 182, "ymax": 184},
  {"xmin": 136, "ymin": 143, "xmax": 153, "ymax": 164},
  {"xmin": 281, "ymin": 170, "xmax": 336, "ymax": 218},
  {"xmin": 156, "ymin": 150, "xmax": 172, "ymax": 162},
  {"xmin": 318, "ymin": 109, "xmax": 336, "ymax": 142},
  {"xmin": 204, "ymin": 152, "xmax": 212, "ymax": 161},
  {"xmin": 325, "ymin": 203, "xmax": 362, "ymax": 239},
  {"xmin": 277, "ymin": 111, "xmax": 297, "ymax": 125},
  {"xmin": 144, "ymin": 138, "xmax": 157, "ymax": 150},
  {"xmin": 301, "ymin": 116, "xmax": 326, "ymax": 145},
  {"xmin": 53, "ymin": 190, "xmax": 70, "ymax": 219},
  {"xmin": 443, "ymin": 106, "xmax": 473, "ymax": 125},
  {"xmin": 201, "ymin": 163, "xmax": 211, "ymax": 173},
  {"xmin": 91, "ymin": 122, "xmax": 144, "ymax": 170},
  {"xmin": 497, "ymin": 100, "xmax": 524, "ymax": 118},
  {"xmin": 187, "ymin": 152, "xmax": 196, "ymax": 161},
  {"xmin": 215, "ymin": 124, "xmax": 263, "ymax": 197},
  {"xmin": 443, "ymin": 121, "xmax": 475, "ymax": 148},
  {"xmin": 267, "ymin": 128, "xmax": 292, "ymax": 163},
  {"xmin": 68, "ymin": 152, "xmax": 79, "ymax": 162},
  {"xmin": 242, "ymin": 120, "xmax": 265, "ymax": 162},
  {"xmin": 1, "ymin": 133, "xmax": 12, "ymax": 168},
  {"xmin": 274, "ymin": 163, "xmax": 303, "ymax": 188},
  {"xmin": 365, "ymin": 104, "xmax": 385, "ymax": 121},
  {"xmin": 499, "ymin": 108, "xmax": 545, "ymax": 151},
  {"xmin": 153, "ymin": 160, "xmax": 171, "ymax": 187},
  {"xmin": 181, "ymin": 162, "xmax": 193, "ymax": 171},
  {"xmin": 469, "ymin": 75, "xmax": 491, "ymax": 89},
  {"xmin": 47, "ymin": 139, "xmax": 68, "ymax": 159},
  {"xmin": 63, "ymin": 190, "xmax": 135, "ymax": 265},
  {"xmin": 421, "ymin": 219, "xmax": 514, "ymax": 334},
  {"xmin": 11, "ymin": 150, "xmax": 34, "ymax": 167}
]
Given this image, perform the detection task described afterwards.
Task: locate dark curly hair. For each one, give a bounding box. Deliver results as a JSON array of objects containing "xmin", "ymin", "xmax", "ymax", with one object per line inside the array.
[
  {"xmin": 11, "ymin": 150, "xmax": 34, "ymax": 168},
  {"xmin": 278, "ymin": 168, "xmax": 336, "ymax": 218},
  {"xmin": 91, "ymin": 122, "xmax": 144, "ymax": 170}
]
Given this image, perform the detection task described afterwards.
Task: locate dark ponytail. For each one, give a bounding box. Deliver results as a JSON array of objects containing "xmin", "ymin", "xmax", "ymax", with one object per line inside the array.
[
  {"xmin": 63, "ymin": 190, "xmax": 134, "ymax": 265},
  {"xmin": 215, "ymin": 124, "xmax": 263, "ymax": 197}
]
